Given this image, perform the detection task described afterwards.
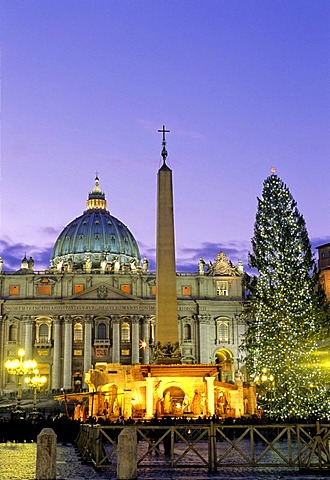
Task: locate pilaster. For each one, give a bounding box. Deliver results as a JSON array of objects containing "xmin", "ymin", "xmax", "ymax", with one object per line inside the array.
[
  {"xmin": 145, "ymin": 376, "xmax": 155, "ymax": 418},
  {"xmin": 83, "ymin": 316, "xmax": 93, "ymax": 388},
  {"xmin": 198, "ymin": 315, "xmax": 210, "ymax": 363},
  {"xmin": 23, "ymin": 316, "xmax": 34, "ymax": 361},
  {"xmin": 131, "ymin": 316, "xmax": 140, "ymax": 365},
  {"xmin": 205, "ymin": 376, "xmax": 215, "ymax": 415},
  {"xmin": 112, "ymin": 317, "xmax": 120, "ymax": 363},
  {"xmin": 141, "ymin": 317, "xmax": 150, "ymax": 364},
  {"xmin": 52, "ymin": 316, "xmax": 62, "ymax": 390},
  {"xmin": 63, "ymin": 316, "xmax": 72, "ymax": 390}
]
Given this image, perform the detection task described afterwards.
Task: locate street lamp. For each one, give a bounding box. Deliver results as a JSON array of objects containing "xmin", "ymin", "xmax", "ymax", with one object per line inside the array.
[
  {"xmin": 139, "ymin": 338, "xmax": 156, "ymax": 363},
  {"xmin": 25, "ymin": 369, "xmax": 47, "ymax": 417},
  {"xmin": 5, "ymin": 348, "xmax": 37, "ymax": 414}
]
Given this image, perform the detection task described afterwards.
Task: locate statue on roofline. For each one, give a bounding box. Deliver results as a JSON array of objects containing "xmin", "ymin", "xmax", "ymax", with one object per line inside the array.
[{"xmin": 204, "ymin": 252, "xmax": 244, "ymax": 276}]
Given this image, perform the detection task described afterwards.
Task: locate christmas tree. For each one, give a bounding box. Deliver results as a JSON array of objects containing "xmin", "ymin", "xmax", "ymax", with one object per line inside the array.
[{"xmin": 242, "ymin": 171, "xmax": 329, "ymax": 420}]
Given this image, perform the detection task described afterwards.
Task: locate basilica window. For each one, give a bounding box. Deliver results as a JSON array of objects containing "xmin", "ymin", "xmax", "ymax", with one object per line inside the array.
[
  {"xmin": 74, "ymin": 284, "xmax": 84, "ymax": 294},
  {"xmin": 9, "ymin": 285, "xmax": 19, "ymax": 296},
  {"xmin": 97, "ymin": 322, "xmax": 106, "ymax": 339},
  {"xmin": 182, "ymin": 286, "xmax": 191, "ymax": 296},
  {"xmin": 35, "ymin": 318, "xmax": 52, "ymax": 345},
  {"xmin": 37, "ymin": 285, "xmax": 52, "ymax": 295},
  {"xmin": 39, "ymin": 324, "xmax": 49, "ymax": 343},
  {"xmin": 74, "ymin": 323, "xmax": 83, "ymax": 343},
  {"xmin": 120, "ymin": 284, "xmax": 131, "ymax": 294},
  {"xmin": 151, "ymin": 286, "xmax": 157, "ymax": 296},
  {"xmin": 183, "ymin": 323, "xmax": 192, "ymax": 341},
  {"xmin": 121, "ymin": 322, "xmax": 130, "ymax": 342},
  {"xmin": 216, "ymin": 281, "xmax": 228, "ymax": 296},
  {"xmin": 8, "ymin": 324, "xmax": 18, "ymax": 342},
  {"xmin": 217, "ymin": 319, "xmax": 230, "ymax": 343}
]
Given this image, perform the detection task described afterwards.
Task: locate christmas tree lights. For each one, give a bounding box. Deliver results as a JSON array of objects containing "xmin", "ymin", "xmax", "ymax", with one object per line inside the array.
[{"xmin": 242, "ymin": 173, "xmax": 329, "ymax": 420}]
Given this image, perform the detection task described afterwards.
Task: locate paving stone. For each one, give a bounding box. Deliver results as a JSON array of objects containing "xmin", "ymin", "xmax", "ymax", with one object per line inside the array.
[{"xmin": 0, "ymin": 443, "xmax": 329, "ymax": 480}]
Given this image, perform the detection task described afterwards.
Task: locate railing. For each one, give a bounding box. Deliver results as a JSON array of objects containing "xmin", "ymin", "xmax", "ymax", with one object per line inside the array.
[{"xmin": 75, "ymin": 422, "xmax": 330, "ymax": 473}]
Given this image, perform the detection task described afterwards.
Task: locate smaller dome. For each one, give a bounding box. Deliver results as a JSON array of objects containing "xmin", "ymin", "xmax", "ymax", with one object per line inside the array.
[{"xmin": 51, "ymin": 176, "xmax": 141, "ymax": 271}]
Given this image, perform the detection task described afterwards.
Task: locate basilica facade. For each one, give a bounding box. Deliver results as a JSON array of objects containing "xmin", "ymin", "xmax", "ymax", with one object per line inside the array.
[{"xmin": 0, "ymin": 176, "xmax": 246, "ymax": 396}]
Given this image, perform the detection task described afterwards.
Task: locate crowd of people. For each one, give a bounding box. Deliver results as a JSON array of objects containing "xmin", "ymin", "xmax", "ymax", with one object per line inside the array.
[
  {"xmin": 0, "ymin": 406, "xmax": 322, "ymax": 445},
  {"xmin": 0, "ymin": 410, "xmax": 80, "ymax": 444}
]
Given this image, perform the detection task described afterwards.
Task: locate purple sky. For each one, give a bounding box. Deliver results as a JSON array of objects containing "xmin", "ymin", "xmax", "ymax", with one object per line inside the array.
[{"xmin": 1, "ymin": 1, "xmax": 329, "ymax": 272}]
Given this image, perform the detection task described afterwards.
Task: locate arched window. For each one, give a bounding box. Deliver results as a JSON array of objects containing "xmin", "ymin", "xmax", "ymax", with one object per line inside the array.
[
  {"xmin": 97, "ymin": 323, "xmax": 107, "ymax": 339},
  {"xmin": 218, "ymin": 321, "xmax": 229, "ymax": 343},
  {"xmin": 183, "ymin": 324, "xmax": 191, "ymax": 341},
  {"xmin": 74, "ymin": 323, "xmax": 83, "ymax": 343},
  {"xmin": 121, "ymin": 322, "xmax": 130, "ymax": 342},
  {"xmin": 8, "ymin": 325, "xmax": 17, "ymax": 342},
  {"xmin": 39, "ymin": 323, "xmax": 49, "ymax": 343}
]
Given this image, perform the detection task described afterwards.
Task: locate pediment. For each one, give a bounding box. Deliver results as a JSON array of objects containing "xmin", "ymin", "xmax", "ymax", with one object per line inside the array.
[{"xmin": 67, "ymin": 283, "xmax": 140, "ymax": 301}]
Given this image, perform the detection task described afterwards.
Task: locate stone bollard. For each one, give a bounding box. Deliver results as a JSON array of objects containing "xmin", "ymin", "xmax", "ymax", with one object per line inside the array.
[
  {"xmin": 117, "ymin": 426, "xmax": 137, "ymax": 480},
  {"xmin": 36, "ymin": 428, "xmax": 57, "ymax": 480}
]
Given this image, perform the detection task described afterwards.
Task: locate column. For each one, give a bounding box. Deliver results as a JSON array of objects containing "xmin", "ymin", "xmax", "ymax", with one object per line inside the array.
[
  {"xmin": 83, "ymin": 316, "xmax": 93, "ymax": 389},
  {"xmin": 205, "ymin": 376, "xmax": 215, "ymax": 416},
  {"xmin": 123, "ymin": 390, "xmax": 133, "ymax": 419},
  {"xmin": 0, "ymin": 316, "xmax": 4, "ymax": 392},
  {"xmin": 145, "ymin": 376, "xmax": 155, "ymax": 418},
  {"xmin": 63, "ymin": 316, "xmax": 72, "ymax": 390},
  {"xmin": 52, "ymin": 316, "xmax": 62, "ymax": 390},
  {"xmin": 235, "ymin": 380, "xmax": 244, "ymax": 418},
  {"xmin": 142, "ymin": 317, "xmax": 150, "ymax": 364},
  {"xmin": 131, "ymin": 316, "xmax": 140, "ymax": 365},
  {"xmin": 112, "ymin": 317, "xmax": 120, "ymax": 363},
  {"xmin": 198, "ymin": 315, "xmax": 210, "ymax": 364},
  {"xmin": 23, "ymin": 316, "xmax": 34, "ymax": 361}
]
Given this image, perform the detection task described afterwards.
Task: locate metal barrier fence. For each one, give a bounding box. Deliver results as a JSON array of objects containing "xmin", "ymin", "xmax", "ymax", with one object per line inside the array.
[{"xmin": 75, "ymin": 422, "xmax": 330, "ymax": 473}]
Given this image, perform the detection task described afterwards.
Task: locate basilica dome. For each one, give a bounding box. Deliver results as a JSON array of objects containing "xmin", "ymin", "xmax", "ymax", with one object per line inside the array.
[{"xmin": 51, "ymin": 176, "xmax": 141, "ymax": 271}]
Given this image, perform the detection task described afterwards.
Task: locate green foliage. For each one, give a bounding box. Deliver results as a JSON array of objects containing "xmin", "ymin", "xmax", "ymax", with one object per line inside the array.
[{"xmin": 242, "ymin": 174, "xmax": 329, "ymax": 420}]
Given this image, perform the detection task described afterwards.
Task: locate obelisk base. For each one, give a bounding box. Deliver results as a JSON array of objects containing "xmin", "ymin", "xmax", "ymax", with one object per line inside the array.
[{"xmin": 154, "ymin": 341, "xmax": 181, "ymax": 365}]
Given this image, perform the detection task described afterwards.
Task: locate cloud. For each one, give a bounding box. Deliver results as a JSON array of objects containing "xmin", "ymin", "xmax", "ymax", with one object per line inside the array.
[
  {"xmin": 176, "ymin": 240, "xmax": 251, "ymax": 272},
  {"xmin": 0, "ymin": 238, "xmax": 53, "ymax": 271},
  {"xmin": 311, "ymin": 236, "xmax": 330, "ymax": 251},
  {"xmin": 139, "ymin": 239, "xmax": 251, "ymax": 273},
  {"xmin": 2, "ymin": 235, "xmax": 322, "ymax": 275},
  {"xmin": 41, "ymin": 226, "xmax": 62, "ymax": 236}
]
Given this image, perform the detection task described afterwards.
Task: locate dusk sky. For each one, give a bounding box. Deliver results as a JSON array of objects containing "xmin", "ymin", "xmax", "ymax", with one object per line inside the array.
[{"xmin": 0, "ymin": 0, "xmax": 329, "ymax": 272}]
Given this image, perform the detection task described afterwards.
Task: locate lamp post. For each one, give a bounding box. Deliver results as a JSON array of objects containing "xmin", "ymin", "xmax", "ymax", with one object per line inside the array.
[
  {"xmin": 5, "ymin": 348, "xmax": 37, "ymax": 414},
  {"xmin": 25, "ymin": 369, "xmax": 47, "ymax": 417},
  {"xmin": 140, "ymin": 338, "xmax": 155, "ymax": 363}
]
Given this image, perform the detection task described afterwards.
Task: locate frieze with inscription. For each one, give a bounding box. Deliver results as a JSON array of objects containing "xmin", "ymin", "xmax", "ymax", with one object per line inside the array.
[{"xmin": 4, "ymin": 303, "xmax": 156, "ymax": 314}]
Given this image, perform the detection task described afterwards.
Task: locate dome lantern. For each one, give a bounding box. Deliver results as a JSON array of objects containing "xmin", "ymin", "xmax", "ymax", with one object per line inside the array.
[{"xmin": 86, "ymin": 174, "xmax": 107, "ymax": 211}]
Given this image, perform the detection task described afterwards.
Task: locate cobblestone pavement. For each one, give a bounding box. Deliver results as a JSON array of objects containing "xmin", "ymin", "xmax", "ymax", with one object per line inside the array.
[{"xmin": 0, "ymin": 443, "xmax": 329, "ymax": 480}]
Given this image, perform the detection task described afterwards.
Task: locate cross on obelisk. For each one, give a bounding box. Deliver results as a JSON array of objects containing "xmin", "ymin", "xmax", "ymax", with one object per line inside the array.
[{"xmin": 158, "ymin": 125, "xmax": 170, "ymax": 164}]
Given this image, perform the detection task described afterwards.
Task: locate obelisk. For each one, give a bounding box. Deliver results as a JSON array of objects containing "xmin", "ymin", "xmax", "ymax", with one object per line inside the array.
[{"xmin": 155, "ymin": 126, "xmax": 180, "ymax": 364}]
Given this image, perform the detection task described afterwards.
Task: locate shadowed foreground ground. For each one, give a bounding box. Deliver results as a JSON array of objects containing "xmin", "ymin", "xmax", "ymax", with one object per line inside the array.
[{"xmin": 0, "ymin": 442, "xmax": 330, "ymax": 480}]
